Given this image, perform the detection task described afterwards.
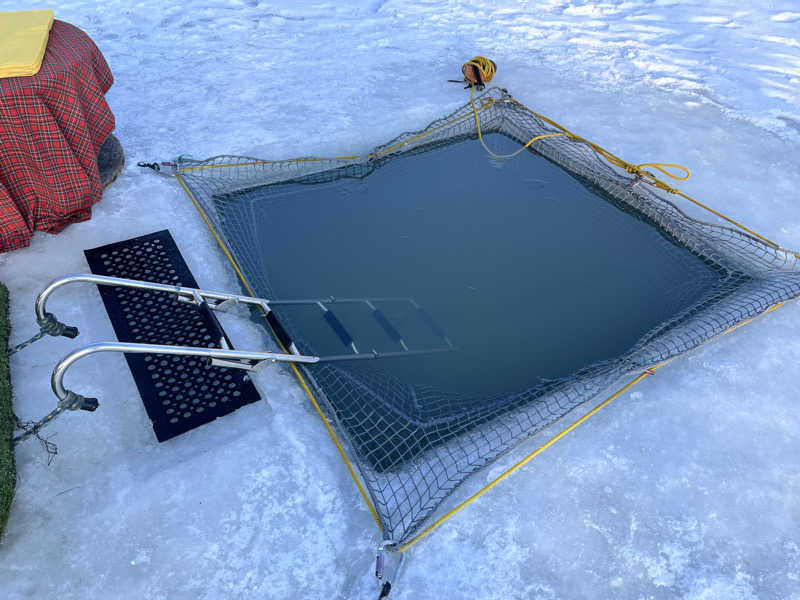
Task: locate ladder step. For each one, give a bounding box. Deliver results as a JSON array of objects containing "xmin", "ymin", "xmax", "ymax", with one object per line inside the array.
[
  {"xmin": 416, "ymin": 307, "xmax": 446, "ymax": 341},
  {"xmin": 371, "ymin": 308, "xmax": 403, "ymax": 343},
  {"xmin": 323, "ymin": 309, "xmax": 354, "ymax": 348}
]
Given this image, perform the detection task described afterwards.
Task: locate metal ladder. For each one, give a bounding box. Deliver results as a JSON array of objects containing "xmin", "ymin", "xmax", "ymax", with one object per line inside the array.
[
  {"xmin": 263, "ymin": 295, "xmax": 454, "ymax": 359},
  {"xmin": 33, "ymin": 274, "xmax": 454, "ymax": 412}
]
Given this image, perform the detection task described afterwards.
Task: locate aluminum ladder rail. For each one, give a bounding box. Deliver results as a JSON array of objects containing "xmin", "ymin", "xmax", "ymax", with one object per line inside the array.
[{"xmin": 35, "ymin": 274, "xmax": 454, "ymax": 410}]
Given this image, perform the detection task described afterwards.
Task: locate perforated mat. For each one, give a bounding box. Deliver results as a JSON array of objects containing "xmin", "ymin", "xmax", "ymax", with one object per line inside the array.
[{"xmin": 84, "ymin": 230, "xmax": 260, "ymax": 441}]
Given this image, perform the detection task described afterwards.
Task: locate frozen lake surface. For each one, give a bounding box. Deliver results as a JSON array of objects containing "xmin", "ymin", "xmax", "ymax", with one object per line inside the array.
[{"xmin": 1, "ymin": 1, "xmax": 799, "ymax": 599}]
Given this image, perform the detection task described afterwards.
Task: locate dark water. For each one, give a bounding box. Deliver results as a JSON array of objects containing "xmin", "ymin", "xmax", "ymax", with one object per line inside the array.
[
  {"xmin": 221, "ymin": 135, "xmax": 719, "ymax": 390},
  {"xmin": 217, "ymin": 135, "xmax": 722, "ymax": 466}
]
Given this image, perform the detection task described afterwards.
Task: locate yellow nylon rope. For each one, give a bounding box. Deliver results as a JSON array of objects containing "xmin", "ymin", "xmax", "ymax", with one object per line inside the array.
[
  {"xmin": 397, "ymin": 365, "xmax": 666, "ymax": 552},
  {"xmin": 471, "ymin": 86, "xmax": 695, "ymax": 185},
  {"xmin": 397, "ymin": 299, "xmax": 790, "ymax": 552},
  {"xmin": 178, "ymin": 155, "xmax": 362, "ymax": 173},
  {"xmin": 404, "ymin": 92, "xmax": 796, "ymax": 545},
  {"xmin": 176, "ymin": 104, "xmax": 490, "ymax": 173},
  {"xmin": 463, "ymin": 56, "xmax": 496, "ymax": 86},
  {"xmin": 173, "ymin": 88, "xmax": 797, "ymax": 550},
  {"xmin": 470, "ymin": 85, "xmax": 570, "ymax": 159},
  {"xmin": 497, "ymin": 96, "xmax": 787, "ymax": 251},
  {"xmin": 175, "ymin": 172, "xmax": 382, "ymax": 530}
]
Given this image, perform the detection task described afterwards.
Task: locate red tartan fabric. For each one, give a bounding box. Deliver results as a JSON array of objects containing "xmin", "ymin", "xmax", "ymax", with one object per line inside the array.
[{"xmin": 0, "ymin": 20, "xmax": 115, "ymax": 252}]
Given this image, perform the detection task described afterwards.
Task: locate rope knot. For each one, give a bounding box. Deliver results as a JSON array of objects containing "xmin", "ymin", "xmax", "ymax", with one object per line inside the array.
[
  {"xmin": 650, "ymin": 179, "xmax": 679, "ymax": 195},
  {"xmin": 38, "ymin": 312, "xmax": 79, "ymax": 338},
  {"xmin": 39, "ymin": 312, "xmax": 68, "ymax": 336},
  {"xmin": 625, "ymin": 164, "xmax": 644, "ymax": 177},
  {"xmin": 58, "ymin": 391, "xmax": 99, "ymax": 412}
]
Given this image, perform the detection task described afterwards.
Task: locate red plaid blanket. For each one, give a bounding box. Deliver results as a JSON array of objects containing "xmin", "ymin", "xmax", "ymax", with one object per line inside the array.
[{"xmin": 0, "ymin": 20, "xmax": 115, "ymax": 252}]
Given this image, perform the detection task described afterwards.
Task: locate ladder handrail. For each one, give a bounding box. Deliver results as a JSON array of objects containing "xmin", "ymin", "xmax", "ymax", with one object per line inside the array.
[
  {"xmin": 35, "ymin": 273, "xmax": 274, "ymax": 330},
  {"xmin": 50, "ymin": 341, "xmax": 458, "ymax": 411},
  {"xmin": 15, "ymin": 275, "xmax": 460, "ymax": 445},
  {"xmin": 51, "ymin": 341, "xmax": 319, "ymax": 402},
  {"xmin": 35, "ymin": 273, "xmax": 459, "ymax": 405},
  {"xmin": 35, "ymin": 273, "xmax": 416, "ymax": 333},
  {"xmin": 35, "ymin": 273, "xmax": 454, "ymax": 354}
]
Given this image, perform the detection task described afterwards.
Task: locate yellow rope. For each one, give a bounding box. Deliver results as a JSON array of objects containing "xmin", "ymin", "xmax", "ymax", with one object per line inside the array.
[
  {"xmin": 397, "ymin": 364, "xmax": 666, "ymax": 552},
  {"xmin": 177, "ymin": 101, "xmax": 493, "ymax": 172},
  {"xmin": 176, "ymin": 173, "xmax": 252, "ymax": 288},
  {"xmin": 638, "ymin": 162, "xmax": 691, "ymax": 181},
  {"xmin": 462, "ymin": 56, "xmax": 496, "ymax": 87},
  {"xmin": 400, "ymin": 88, "xmax": 797, "ymax": 546},
  {"xmin": 470, "ymin": 87, "xmax": 694, "ymax": 183},
  {"xmin": 371, "ymin": 108, "xmax": 481, "ymax": 159},
  {"xmin": 469, "ymin": 85, "xmax": 568, "ymax": 159},
  {"xmin": 397, "ymin": 298, "xmax": 790, "ymax": 552},
  {"xmin": 178, "ymin": 155, "xmax": 362, "ymax": 173},
  {"xmin": 174, "ymin": 85, "xmax": 797, "ymax": 549},
  {"xmin": 287, "ymin": 361, "xmax": 382, "ymax": 529},
  {"xmin": 175, "ymin": 172, "xmax": 382, "ymax": 530},
  {"xmin": 499, "ymin": 96, "xmax": 787, "ymax": 250},
  {"xmin": 712, "ymin": 300, "xmax": 785, "ymax": 338}
]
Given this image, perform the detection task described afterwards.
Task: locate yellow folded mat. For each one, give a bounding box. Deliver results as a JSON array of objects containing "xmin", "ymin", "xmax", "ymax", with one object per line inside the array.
[{"xmin": 0, "ymin": 9, "xmax": 55, "ymax": 78}]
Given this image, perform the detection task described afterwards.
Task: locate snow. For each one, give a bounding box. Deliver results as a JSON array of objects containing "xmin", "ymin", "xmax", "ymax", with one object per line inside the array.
[{"xmin": 1, "ymin": 0, "xmax": 799, "ymax": 598}]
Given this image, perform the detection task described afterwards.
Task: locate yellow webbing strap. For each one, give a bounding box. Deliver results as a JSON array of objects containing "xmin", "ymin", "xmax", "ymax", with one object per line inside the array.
[{"xmin": 175, "ymin": 172, "xmax": 382, "ymax": 530}]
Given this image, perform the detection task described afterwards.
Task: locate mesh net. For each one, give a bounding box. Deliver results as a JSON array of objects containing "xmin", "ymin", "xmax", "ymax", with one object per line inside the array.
[{"xmin": 172, "ymin": 88, "xmax": 800, "ymax": 546}]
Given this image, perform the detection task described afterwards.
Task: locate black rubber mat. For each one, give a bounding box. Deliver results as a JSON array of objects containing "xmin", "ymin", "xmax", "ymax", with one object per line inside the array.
[{"xmin": 84, "ymin": 230, "xmax": 260, "ymax": 442}]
